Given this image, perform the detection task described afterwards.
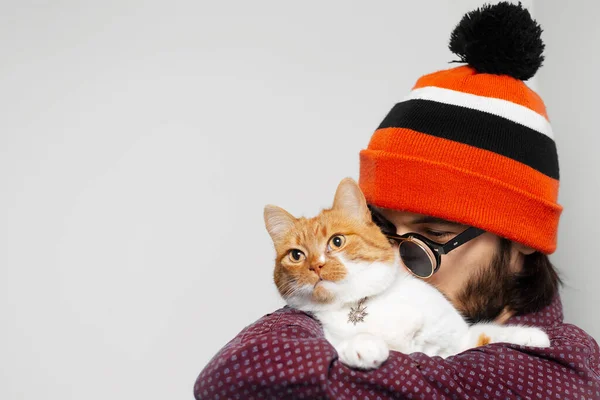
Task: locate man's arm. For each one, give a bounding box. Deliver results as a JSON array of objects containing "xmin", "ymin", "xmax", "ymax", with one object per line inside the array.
[{"xmin": 194, "ymin": 308, "xmax": 600, "ymax": 399}]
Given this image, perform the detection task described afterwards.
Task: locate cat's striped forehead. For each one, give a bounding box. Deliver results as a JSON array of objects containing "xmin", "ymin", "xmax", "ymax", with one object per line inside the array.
[{"xmin": 288, "ymin": 209, "xmax": 358, "ymax": 247}]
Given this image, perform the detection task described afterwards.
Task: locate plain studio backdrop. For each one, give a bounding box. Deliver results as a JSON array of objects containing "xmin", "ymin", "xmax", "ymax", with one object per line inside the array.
[{"xmin": 1, "ymin": 1, "xmax": 598, "ymax": 399}]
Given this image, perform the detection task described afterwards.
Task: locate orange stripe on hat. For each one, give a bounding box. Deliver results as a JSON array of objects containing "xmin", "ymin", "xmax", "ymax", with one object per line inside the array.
[
  {"xmin": 367, "ymin": 127, "xmax": 559, "ymax": 201},
  {"xmin": 413, "ymin": 66, "xmax": 549, "ymax": 120}
]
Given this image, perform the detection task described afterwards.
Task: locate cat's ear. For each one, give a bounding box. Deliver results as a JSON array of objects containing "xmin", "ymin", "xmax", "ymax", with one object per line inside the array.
[
  {"xmin": 332, "ymin": 178, "xmax": 371, "ymax": 222},
  {"xmin": 264, "ymin": 205, "xmax": 296, "ymax": 244}
]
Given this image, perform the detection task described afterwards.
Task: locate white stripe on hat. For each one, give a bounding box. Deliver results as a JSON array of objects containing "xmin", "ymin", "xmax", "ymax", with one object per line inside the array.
[{"xmin": 404, "ymin": 86, "xmax": 554, "ymax": 140}]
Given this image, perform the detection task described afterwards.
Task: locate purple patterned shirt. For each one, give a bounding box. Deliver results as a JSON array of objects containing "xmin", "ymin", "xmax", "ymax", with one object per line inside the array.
[{"xmin": 194, "ymin": 296, "xmax": 600, "ymax": 399}]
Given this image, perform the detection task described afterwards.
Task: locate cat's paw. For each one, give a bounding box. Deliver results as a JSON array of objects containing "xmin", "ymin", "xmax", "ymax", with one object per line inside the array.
[
  {"xmin": 336, "ymin": 333, "xmax": 389, "ymax": 370},
  {"xmin": 509, "ymin": 327, "xmax": 551, "ymax": 348},
  {"xmin": 469, "ymin": 323, "xmax": 552, "ymax": 349}
]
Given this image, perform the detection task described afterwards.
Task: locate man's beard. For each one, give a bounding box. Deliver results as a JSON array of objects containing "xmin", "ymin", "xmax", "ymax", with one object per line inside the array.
[{"xmin": 453, "ymin": 239, "xmax": 516, "ymax": 324}]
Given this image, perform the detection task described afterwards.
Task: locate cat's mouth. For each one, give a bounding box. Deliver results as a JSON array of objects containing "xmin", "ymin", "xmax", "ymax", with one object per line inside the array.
[
  {"xmin": 313, "ymin": 277, "xmax": 324, "ymax": 288},
  {"xmin": 311, "ymin": 280, "xmax": 334, "ymax": 303}
]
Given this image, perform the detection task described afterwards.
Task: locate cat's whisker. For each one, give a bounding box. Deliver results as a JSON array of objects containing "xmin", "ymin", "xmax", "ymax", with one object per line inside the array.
[{"xmin": 282, "ymin": 280, "xmax": 301, "ymax": 299}]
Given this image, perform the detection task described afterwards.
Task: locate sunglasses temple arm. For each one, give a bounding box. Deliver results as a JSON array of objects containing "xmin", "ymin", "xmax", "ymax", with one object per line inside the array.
[
  {"xmin": 440, "ymin": 228, "xmax": 486, "ymax": 254},
  {"xmin": 385, "ymin": 233, "xmax": 406, "ymax": 242}
]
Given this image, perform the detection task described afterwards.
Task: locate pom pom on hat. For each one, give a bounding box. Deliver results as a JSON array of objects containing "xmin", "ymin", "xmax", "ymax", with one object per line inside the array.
[{"xmin": 448, "ymin": 1, "xmax": 544, "ymax": 80}]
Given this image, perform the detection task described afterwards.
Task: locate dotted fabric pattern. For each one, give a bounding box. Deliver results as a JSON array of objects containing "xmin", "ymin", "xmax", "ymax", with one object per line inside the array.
[{"xmin": 194, "ymin": 296, "xmax": 600, "ymax": 399}]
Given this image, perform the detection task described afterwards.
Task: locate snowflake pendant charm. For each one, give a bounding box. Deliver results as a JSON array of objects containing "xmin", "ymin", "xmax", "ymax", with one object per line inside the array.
[{"xmin": 348, "ymin": 297, "xmax": 368, "ymax": 325}]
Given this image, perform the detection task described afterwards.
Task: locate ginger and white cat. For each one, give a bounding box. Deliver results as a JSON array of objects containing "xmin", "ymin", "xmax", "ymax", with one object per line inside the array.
[{"xmin": 264, "ymin": 177, "xmax": 550, "ymax": 370}]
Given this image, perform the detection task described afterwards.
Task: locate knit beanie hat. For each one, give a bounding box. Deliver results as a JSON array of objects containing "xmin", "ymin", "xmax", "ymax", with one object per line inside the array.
[{"xmin": 359, "ymin": 2, "xmax": 561, "ymax": 254}]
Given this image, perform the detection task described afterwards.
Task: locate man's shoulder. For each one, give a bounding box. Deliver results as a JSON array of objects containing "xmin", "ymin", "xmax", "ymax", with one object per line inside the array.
[
  {"xmin": 547, "ymin": 322, "xmax": 600, "ymax": 369},
  {"xmin": 548, "ymin": 322, "xmax": 598, "ymax": 346},
  {"xmin": 507, "ymin": 294, "xmax": 600, "ymax": 379}
]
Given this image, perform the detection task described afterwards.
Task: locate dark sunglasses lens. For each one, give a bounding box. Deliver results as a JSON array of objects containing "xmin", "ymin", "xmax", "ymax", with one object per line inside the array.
[{"xmin": 399, "ymin": 240, "xmax": 433, "ymax": 278}]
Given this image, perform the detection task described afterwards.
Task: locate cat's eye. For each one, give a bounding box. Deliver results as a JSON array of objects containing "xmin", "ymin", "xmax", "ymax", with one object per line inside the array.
[
  {"xmin": 289, "ymin": 249, "xmax": 305, "ymax": 262},
  {"xmin": 328, "ymin": 234, "xmax": 346, "ymax": 250}
]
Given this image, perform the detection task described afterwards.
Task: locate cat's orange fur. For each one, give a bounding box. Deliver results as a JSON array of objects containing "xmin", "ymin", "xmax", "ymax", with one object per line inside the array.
[
  {"xmin": 266, "ymin": 179, "xmax": 395, "ymax": 304},
  {"xmin": 476, "ymin": 333, "xmax": 492, "ymax": 347}
]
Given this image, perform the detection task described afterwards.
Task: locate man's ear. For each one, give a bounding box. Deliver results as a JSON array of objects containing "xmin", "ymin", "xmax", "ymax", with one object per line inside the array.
[{"xmin": 513, "ymin": 242, "xmax": 536, "ymax": 255}]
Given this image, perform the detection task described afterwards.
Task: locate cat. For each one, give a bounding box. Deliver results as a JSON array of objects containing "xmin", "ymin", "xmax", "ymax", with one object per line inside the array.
[{"xmin": 263, "ymin": 177, "xmax": 550, "ymax": 370}]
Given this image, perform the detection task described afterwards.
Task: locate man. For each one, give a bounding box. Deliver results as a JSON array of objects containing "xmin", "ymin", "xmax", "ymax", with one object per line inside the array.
[{"xmin": 194, "ymin": 3, "xmax": 600, "ymax": 399}]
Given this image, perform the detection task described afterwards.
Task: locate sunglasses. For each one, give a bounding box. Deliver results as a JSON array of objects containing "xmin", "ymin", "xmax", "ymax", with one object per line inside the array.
[{"xmin": 384, "ymin": 227, "xmax": 486, "ymax": 278}]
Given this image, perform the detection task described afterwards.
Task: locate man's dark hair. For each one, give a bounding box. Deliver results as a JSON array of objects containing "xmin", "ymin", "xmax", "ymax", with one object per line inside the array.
[{"xmin": 507, "ymin": 243, "xmax": 562, "ymax": 316}]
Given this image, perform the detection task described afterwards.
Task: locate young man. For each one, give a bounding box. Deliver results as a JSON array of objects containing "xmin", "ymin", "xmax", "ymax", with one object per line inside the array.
[{"xmin": 194, "ymin": 3, "xmax": 600, "ymax": 399}]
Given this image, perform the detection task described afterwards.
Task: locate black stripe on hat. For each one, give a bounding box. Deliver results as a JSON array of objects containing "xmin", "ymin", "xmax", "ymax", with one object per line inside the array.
[{"xmin": 377, "ymin": 99, "xmax": 559, "ymax": 179}]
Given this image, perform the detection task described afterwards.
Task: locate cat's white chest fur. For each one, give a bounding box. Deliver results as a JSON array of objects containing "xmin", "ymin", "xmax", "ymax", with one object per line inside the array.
[
  {"xmin": 315, "ymin": 270, "xmax": 469, "ymax": 357},
  {"xmin": 316, "ymin": 294, "xmax": 424, "ymax": 354}
]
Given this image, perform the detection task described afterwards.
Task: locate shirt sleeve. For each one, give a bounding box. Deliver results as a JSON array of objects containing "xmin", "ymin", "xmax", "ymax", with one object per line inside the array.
[{"xmin": 194, "ymin": 308, "xmax": 600, "ymax": 400}]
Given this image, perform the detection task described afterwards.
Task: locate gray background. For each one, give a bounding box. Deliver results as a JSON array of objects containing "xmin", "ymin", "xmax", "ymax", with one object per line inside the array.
[{"xmin": 1, "ymin": 1, "xmax": 597, "ymax": 399}]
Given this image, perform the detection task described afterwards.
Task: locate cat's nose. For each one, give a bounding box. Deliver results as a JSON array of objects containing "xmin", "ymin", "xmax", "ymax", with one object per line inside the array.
[{"xmin": 309, "ymin": 264, "xmax": 324, "ymax": 276}]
